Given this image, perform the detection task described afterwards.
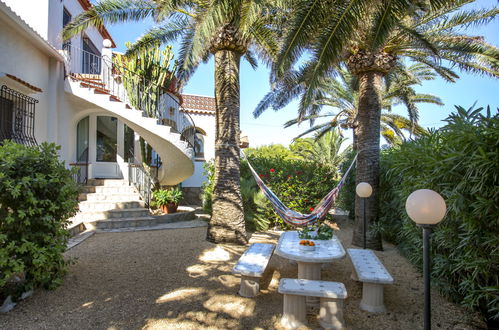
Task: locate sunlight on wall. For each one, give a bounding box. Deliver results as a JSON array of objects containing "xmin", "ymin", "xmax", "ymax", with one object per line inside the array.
[{"xmin": 156, "ymin": 288, "xmax": 204, "ymax": 304}]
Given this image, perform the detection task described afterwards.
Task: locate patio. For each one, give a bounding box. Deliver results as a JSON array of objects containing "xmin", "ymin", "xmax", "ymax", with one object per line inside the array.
[{"xmin": 0, "ymin": 220, "xmax": 484, "ymax": 330}]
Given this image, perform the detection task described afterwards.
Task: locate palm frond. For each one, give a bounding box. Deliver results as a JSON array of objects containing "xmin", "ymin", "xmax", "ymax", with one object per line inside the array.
[{"xmin": 62, "ymin": 0, "xmax": 155, "ymax": 40}]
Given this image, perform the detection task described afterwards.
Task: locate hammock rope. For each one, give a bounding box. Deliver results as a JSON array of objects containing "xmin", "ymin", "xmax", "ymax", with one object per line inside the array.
[{"xmin": 244, "ymin": 152, "xmax": 358, "ymax": 227}]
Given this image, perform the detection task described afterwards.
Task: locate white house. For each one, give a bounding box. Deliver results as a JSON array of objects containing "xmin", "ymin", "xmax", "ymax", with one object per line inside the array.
[{"xmin": 0, "ymin": 0, "xmax": 217, "ymax": 202}]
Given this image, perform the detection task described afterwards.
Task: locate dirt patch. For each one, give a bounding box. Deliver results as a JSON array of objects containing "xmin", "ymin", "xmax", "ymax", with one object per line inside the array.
[{"xmin": 0, "ymin": 220, "xmax": 485, "ymax": 329}]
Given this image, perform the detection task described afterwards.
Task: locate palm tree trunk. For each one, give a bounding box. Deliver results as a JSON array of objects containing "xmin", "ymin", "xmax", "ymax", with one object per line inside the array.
[
  {"xmin": 352, "ymin": 71, "xmax": 383, "ymax": 250},
  {"xmin": 207, "ymin": 49, "xmax": 248, "ymax": 245}
]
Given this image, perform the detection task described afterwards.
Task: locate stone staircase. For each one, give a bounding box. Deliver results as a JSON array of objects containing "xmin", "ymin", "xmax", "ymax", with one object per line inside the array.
[{"xmin": 70, "ymin": 179, "xmax": 155, "ymax": 231}]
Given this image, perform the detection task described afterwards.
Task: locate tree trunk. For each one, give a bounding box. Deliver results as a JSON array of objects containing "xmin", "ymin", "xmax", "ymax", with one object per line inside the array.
[
  {"xmin": 207, "ymin": 49, "xmax": 247, "ymax": 245},
  {"xmin": 352, "ymin": 71, "xmax": 383, "ymax": 250}
]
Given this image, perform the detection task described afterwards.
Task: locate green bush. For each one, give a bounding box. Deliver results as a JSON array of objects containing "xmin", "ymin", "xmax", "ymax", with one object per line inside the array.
[
  {"xmin": 0, "ymin": 142, "xmax": 79, "ymax": 299},
  {"xmin": 378, "ymin": 106, "xmax": 499, "ymax": 323}
]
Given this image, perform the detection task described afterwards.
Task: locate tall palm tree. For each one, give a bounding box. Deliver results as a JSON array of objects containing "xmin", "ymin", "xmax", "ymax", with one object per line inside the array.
[
  {"xmin": 272, "ymin": 0, "xmax": 498, "ymax": 249},
  {"xmin": 63, "ymin": 0, "xmax": 288, "ymax": 244},
  {"xmin": 263, "ymin": 64, "xmax": 440, "ymax": 147}
]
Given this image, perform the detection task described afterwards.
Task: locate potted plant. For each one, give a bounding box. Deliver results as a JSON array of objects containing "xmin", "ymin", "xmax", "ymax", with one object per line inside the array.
[{"xmin": 152, "ymin": 188, "xmax": 183, "ymax": 214}]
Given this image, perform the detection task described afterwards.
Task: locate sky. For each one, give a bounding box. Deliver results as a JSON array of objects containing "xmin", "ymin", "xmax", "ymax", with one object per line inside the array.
[{"xmin": 105, "ymin": 0, "xmax": 499, "ymax": 148}]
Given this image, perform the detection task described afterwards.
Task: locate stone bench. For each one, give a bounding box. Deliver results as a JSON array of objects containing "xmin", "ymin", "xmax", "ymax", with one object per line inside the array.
[
  {"xmin": 232, "ymin": 243, "xmax": 275, "ymax": 297},
  {"xmin": 347, "ymin": 248, "xmax": 394, "ymax": 313},
  {"xmin": 278, "ymin": 278, "xmax": 347, "ymax": 330}
]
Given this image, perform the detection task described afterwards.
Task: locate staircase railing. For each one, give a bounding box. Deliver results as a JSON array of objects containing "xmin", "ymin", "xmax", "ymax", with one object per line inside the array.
[
  {"xmin": 63, "ymin": 44, "xmax": 197, "ymax": 150},
  {"xmin": 128, "ymin": 160, "xmax": 154, "ymax": 207}
]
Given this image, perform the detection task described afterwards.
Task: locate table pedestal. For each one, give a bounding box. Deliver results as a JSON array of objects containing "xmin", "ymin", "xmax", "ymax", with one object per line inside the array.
[{"xmin": 297, "ymin": 261, "xmax": 322, "ymax": 308}]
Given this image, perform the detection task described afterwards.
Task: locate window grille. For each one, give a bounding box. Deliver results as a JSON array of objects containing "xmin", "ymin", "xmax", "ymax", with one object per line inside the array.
[{"xmin": 0, "ymin": 85, "xmax": 38, "ymax": 146}]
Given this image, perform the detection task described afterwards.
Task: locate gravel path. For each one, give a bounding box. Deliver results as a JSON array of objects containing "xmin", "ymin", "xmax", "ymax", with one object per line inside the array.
[{"xmin": 0, "ymin": 221, "xmax": 485, "ymax": 329}]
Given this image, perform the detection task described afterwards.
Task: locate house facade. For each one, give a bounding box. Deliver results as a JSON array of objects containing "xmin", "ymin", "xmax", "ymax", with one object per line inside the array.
[{"xmin": 0, "ymin": 0, "xmax": 215, "ymax": 197}]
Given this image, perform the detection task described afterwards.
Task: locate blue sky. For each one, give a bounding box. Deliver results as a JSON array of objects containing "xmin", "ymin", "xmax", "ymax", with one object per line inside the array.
[{"xmin": 106, "ymin": 1, "xmax": 499, "ymax": 147}]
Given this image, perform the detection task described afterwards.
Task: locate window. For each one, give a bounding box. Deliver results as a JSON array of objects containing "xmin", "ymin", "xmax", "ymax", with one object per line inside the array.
[
  {"xmin": 96, "ymin": 116, "xmax": 117, "ymax": 162},
  {"xmin": 63, "ymin": 7, "xmax": 72, "ymax": 27},
  {"xmin": 0, "ymin": 85, "xmax": 37, "ymax": 146},
  {"xmin": 194, "ymin": 132, "xmax": 204, "ymax": 159},
  {"xmin": 76, "ymin": 116, "xmax": 89, "ymax": 162},
  {"xmin": 62, "ymin": 8, "xmax": 72, "ymax": 54},
  {"xmin": 82, "ymin": 36, "xmax": 101, "ymax": 74},
  {"xmin": 124, "ymin": 124, "xmax": 134, "ymax": 162}
]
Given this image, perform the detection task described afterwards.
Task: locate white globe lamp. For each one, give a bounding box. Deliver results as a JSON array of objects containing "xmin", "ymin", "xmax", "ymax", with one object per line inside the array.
[
  {"xmin": 356, "ymin": 182, "xmax": 372, "ymax": 198},
  {"xmin": 405, "ymin": 189, "xmax": 446, "ymax": 330},
  {"xmin": 102, "ymin": 39, "xmax": 113, "ymax": 48},
  {"xmin": 356, "ymin": 182, "xmax": 372, "ymax": 249}
]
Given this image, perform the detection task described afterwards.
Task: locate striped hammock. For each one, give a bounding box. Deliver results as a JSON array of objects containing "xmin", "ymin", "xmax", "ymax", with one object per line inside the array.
[{"xmin": 245, "ymin": 153, "xmax": 357, "ymax": 226}]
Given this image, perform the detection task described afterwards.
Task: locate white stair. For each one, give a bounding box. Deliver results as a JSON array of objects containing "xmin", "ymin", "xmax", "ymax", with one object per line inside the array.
[{"xmin": 66, "ymin": 76, "xmax": 194, "ymax": 186}]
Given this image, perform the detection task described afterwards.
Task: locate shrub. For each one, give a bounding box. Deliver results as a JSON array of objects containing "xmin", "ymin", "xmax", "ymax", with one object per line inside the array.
[
  {"xmin": 0, "ymin": 142, "xmax": 79, "ymax": 299},
  {"xmin": 378, "ymin": 106, "xmax": 499, "ymax": 323}
]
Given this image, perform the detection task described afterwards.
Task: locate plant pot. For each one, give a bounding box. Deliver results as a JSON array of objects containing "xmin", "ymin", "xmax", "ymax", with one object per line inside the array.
[{"xmin": 161, "ymin": 203, "xmax": 178, "ymax": 214}]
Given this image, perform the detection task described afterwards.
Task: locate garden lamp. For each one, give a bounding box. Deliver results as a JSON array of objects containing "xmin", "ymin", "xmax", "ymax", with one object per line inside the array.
[
  {"xmin": 356, "ymin": 182, "xmax": 372, "ymax": 249},
  {"xmin": 405, "ymin": 189, "xmax": 446, "ymax": 330}
]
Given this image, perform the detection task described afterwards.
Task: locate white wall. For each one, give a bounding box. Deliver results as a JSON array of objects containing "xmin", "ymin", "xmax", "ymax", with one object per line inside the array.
[
  {"xmin": 63, "ymin": 0, "xmax": 105, "ymax": 53},
  {"xmin": 2, "ymin": 0, "xmax": 50, "ymax": 40},
  {"xmin": 181, "ymin": 112, "xmax": 215, "ymax": 187},
  {"xmin": 0, "ymin": 17, "xmax": 54, "ymax": 144}
]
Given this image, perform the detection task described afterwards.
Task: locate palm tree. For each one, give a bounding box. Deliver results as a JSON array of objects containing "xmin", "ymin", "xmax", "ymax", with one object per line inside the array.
[
  {"xmin": 63, "ymin": 0, "xmax": 288, "ymax": 244},
  {"xmin": 272, "ymin": 0, "xmax": 499, "ymax": 249},
  {"xmin": 263, "ymin": 64, "xmax": 440, "ymax": 147}
]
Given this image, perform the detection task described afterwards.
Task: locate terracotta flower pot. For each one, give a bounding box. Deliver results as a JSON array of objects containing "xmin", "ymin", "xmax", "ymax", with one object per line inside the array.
[{"xmin": 161, "ymin": 203, "xmax": 178, "ymax": 214}]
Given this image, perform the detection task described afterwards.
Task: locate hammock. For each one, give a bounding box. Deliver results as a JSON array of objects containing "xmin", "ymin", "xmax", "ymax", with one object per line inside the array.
[{"xmin": 244, "ymin": 153, "xmax": 357, "ymax": 227}]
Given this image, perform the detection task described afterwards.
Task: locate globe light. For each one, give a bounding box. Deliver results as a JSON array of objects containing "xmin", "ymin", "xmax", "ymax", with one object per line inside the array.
[
  {"xmin": 102, "ymin": 39, "xmax": 113, "ymax": 48},
  {"xmin": 405, "ymin": 189, "xmax": 446, "ymax": 225},
  {"xmin": 356, "ymin": 182, "xmax": 372, "ymax": 198}
]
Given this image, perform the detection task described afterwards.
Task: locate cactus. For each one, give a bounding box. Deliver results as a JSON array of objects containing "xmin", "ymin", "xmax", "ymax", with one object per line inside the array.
[{"xmin": 113, "ymin": 44, "xmax": 178, "ymax": 166}]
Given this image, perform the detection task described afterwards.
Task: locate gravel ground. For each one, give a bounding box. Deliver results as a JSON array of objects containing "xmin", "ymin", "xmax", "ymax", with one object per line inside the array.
[{"xmin": 0, "ymin": 220, "xmax": 485, "ymax": 330}]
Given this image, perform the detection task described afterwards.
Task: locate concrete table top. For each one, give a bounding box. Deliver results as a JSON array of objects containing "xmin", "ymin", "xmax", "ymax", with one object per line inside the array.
[{"xmin": 275, "ymin": 231, "xmax": 346, "ymax": 263}]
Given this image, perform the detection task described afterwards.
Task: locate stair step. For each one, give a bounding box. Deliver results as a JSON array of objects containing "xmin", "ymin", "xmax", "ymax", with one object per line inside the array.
[
  {"xmin": 80, "ymin": 82, "xmax": 107, "ymax": 89},
  {"xmin": 94, "ymin": 87, "xmax": 111, "ymax": 95},
  {"xmin": 125, "ymin": 104, "xmax": 132, "ymax": 109},
  {"xmin": 81, "ymin": 185, "xmax": 137, "ymax": 194},
  {"xmin": 109, "ymin": 95, "xmax": 122, "ymax": 102},
  {"xmin": 71, "ymin": 73, "xmax": 102, "ymax": 80},
  {"xmin": 71, "ymin": 208, "xmax": 150, "ymax": 222},
  {"xmin": 82, "ymin": 193, "xmax": 142, "ymax": 202},
  {"xmin": 87, "ymin": 179, "xmax": 129, "ymax": 187},
  {"xmin": 78, "ymin": 200, "xmax": 145, "ymax": 212},
  {"xmin": 94, "ymin": 217, "xmax": 157, "ymax": 230}
]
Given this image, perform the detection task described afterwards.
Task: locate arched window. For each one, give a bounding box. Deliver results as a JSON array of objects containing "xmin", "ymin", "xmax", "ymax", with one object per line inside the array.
[{"xmin": 194, "ymin": 132, "xmax": 204, "ymax": 159}]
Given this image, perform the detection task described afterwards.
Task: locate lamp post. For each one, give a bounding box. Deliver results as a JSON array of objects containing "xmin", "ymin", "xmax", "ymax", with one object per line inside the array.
[
  {"xmin": 405, "ymin": 189, "xmax": 446, "ymax": 330},
  {"xmin": 356, "ymin": 182, "xmax": 372, "ymax": 249}
]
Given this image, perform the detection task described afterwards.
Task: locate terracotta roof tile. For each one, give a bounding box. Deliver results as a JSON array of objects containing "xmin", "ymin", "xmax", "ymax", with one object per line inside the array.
[
  {"xmin": 4, "ymin": 73, "xmax": 42, "ymax": 92},
  {"xmin": 181, "ymin": 94, "xmax": 216, "ymax": 114}
]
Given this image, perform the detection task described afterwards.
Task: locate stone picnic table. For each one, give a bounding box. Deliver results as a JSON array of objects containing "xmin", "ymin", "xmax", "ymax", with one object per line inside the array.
[{"xmin": 275, "ymin": 231, "xmax": 346, "ymax": 306}]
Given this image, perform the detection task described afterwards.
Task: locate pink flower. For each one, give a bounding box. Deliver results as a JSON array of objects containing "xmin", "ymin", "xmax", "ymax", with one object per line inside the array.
[
  {"xmin": 270, "ymin": 168, "xmax": 275, "ymax": 173},
  {"xmin": 309, "ymin": 207, "xmax": 314, "ymax": 212},
  {"xmin": 259, "ymin": 173, "xmax": 264, "ymax": 178}
]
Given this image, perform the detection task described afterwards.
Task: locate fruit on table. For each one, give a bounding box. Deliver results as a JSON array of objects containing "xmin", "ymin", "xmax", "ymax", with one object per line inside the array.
[{"xmin": 299, "ymin": 240, "xmax": 315, "ymax": 246}]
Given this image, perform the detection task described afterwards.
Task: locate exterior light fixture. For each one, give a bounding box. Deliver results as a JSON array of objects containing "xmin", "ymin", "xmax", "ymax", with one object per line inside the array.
[
  {"xmin": 405, "ymin": 189, "xmax": 446, "ymax": 330},
  {"xmin": 356, "ymin": 182, "xmax": 372, "ymax": 249}
]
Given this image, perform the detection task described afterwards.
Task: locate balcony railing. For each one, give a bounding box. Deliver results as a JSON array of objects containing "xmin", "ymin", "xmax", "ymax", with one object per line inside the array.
[{"xmin": 63, "ymin": 45, "xmax": 197, "ymax": 151}]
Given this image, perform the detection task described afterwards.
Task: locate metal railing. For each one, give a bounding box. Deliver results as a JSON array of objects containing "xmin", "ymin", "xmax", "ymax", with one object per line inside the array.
[
  {"xmin": 128, "ymin": 156, "xmax": 156, "ymax": 207},
  {"xmin": 69, "ymin": 162, "xmax": 88, "ymax": 185},
  {"xmin": 0, "ymin": 85, "xmax": 38, "ymax": 146},
  {"xmin": 63, "ymin": 45, "xmax": 197, "ymax": 150}
]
